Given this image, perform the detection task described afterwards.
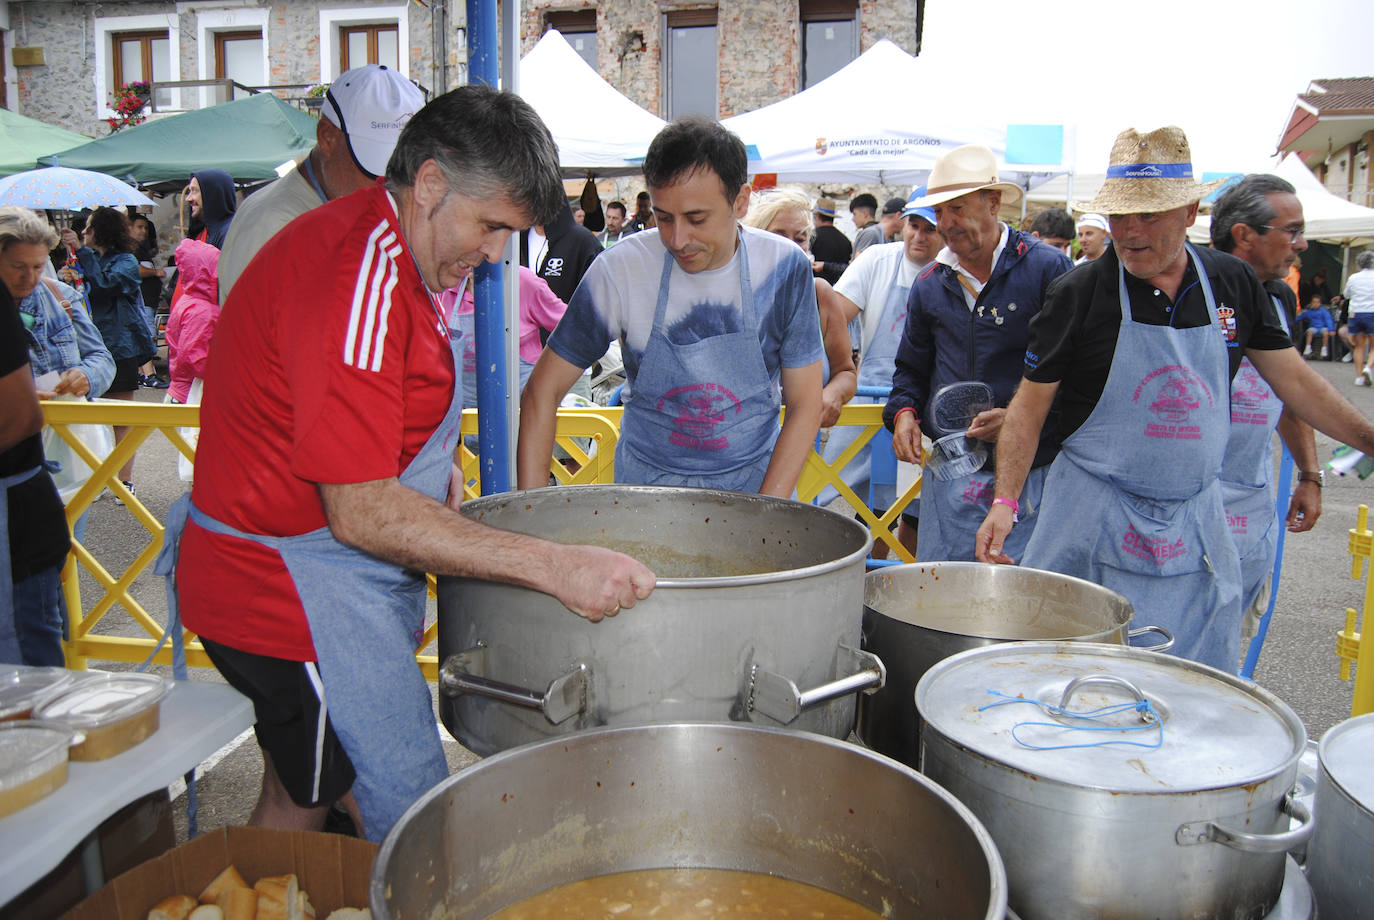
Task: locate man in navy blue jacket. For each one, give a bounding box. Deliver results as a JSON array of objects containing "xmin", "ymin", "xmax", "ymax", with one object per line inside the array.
[{"xmin": 882, "ymin": 144, "xmax": 1070, "ymax": 562}]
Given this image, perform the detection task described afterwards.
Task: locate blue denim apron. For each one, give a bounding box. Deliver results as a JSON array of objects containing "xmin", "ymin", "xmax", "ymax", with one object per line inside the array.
[
  {"xmin": 818, "ymin": 255, "xmax": 907, "ymax": 509},
  {"xmin": 616, "ymin": 233, "xmax": 779, "ymax": 492},
  {"xmin": 1220, "ymin": 296, "xmax": 1290, "ymax": 613},
  {"xmin": 163, "ymin": 303, "xmax": 459, "ymax": 841},
  {"xmin": 0, "ymin": 465, "xmax": 47, "ymax": 663},
  {"xmin": 1023, "ymin": 245, "xmax": 1241, "ymax": 669}
]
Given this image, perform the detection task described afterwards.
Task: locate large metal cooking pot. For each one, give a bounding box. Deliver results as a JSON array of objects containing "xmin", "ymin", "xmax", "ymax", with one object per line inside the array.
[
  {"xmin": 917, "ymin": 642, "xmax": 1311, "ymax": 920},
  {"xmin": 859, "ymin": 562, "xmax": 1171, "ymax": 767},
  {"xmin": 438, "ymin": 486, "xmax": 876, "ymax": 755},
  {"xmin": 1305, "ymin": 711, "xmax": 1374, "ymax": 918},
  {"xmin": 371, "ymin": 723, "xmax": 1007, "ymax": 920}
]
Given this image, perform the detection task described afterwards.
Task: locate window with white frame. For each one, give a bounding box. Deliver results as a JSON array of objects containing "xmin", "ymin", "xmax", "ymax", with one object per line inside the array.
[
  {"xmin": 319, "ymin": 6, "xmax": 410, "ymax": 82},
  {"xmin": 95, "ymin": 13, "xmax": 179, "ymax": 115},
  {"xmin": 197, "ymin": 7, "xmax": 270, "ymax": 104}
]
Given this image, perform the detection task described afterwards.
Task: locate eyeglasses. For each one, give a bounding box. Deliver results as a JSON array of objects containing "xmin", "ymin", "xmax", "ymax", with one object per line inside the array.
[{"xmin": 1259, "ymin": 224, "xmax": 1305, "ymax": 243}]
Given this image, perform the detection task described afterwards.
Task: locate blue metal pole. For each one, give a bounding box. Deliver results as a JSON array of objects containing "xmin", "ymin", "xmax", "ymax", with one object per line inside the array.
[
  {"xmin": 466, "ymin": 0, "xmax": 509, "ymax": 494},
  {"xmin": 1241, "ymin": 446, "xmax": 1295, "ymax": 679}
]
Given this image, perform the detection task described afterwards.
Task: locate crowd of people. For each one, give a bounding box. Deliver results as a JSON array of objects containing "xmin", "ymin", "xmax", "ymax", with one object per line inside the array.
[{"xmin": 4, "ymin": 73, "xmax": 1374, "ymax": 847}]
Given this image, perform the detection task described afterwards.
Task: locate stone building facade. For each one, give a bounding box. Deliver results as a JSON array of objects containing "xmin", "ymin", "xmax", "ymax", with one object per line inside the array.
[
  {"xmin": 519, "ymin": 0, "xmax": 919, "ymax": 119},
  {"xmin": 2, "ymin": 0, "xmax": 463, "ymax": 138},
  {"xmin": 4, "ymin": 0, "xmax": 919, "ymax": 138}
]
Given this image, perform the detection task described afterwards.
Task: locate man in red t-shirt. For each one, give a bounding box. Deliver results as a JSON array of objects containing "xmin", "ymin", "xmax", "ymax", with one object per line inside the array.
[{"xmin": 174, "ymin": 85, "xmax": 655, "ymax": 842}]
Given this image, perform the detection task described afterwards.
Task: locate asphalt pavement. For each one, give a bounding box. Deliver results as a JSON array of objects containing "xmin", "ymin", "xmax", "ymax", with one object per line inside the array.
[{"xmin": 68, "ymin": 354, "xmax": 1374, "ymax": 843}]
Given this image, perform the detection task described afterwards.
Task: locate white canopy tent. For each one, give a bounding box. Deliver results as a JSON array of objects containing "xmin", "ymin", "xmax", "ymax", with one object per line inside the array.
[
  {"xmin": 1188, "ymin": 155, "xmax": 1374, "ymax": 283},
  {"xmin": 720, "ymin": 40, "xmax": 1060, "ymax": 191},
  {"xmin": 518, "ymin": 31, "xmax": 666, "ymax": 177}
]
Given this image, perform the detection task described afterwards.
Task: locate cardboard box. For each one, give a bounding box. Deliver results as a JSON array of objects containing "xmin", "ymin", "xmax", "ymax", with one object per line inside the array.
[{"xmin": 59, "ymin": 827, "xmax": 377, "ymax": 920}]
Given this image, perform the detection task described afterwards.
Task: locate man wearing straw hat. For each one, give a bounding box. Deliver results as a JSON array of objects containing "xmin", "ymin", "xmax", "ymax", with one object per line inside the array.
[
  {"xmin": 882, "ymin": 144, "xmax": 1071, "ymax": 563},
  {"xmin": 977, "ymin": 126, "xmax": 1374, "ymax": 670}
]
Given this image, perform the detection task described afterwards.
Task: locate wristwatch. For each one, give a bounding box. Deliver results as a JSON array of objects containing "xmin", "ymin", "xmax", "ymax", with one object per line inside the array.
[{"xmin": 1297, "ymin": 470, "xmax": 1324, "ymax": 488}]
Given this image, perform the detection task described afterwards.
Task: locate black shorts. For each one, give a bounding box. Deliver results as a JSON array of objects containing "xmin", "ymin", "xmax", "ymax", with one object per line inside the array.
[
  {"xmin": 201, "ymin": 638, "xmax": 356, "ymax": 807},
  {"xmin": 107, "ymin": 357, "xmax": 143, "ymax": 394}
]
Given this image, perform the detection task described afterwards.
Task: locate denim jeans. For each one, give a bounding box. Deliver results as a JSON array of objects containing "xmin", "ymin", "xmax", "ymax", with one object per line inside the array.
[{"xmin": 13, "ymin": 566, "xmax": 66, "ymax": 666}]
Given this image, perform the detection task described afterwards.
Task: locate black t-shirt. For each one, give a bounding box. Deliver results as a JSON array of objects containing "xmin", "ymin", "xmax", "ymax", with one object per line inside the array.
[
  {"xmin": 1264, "ymin": 279, "xmax": 1301, "ymax": 348},
  {"xmin": 0, "ymin": 286, "xmax": 70, "ymax": 581},
  {"xmin": 1024, "ymin": 244, "xmax": 1293, "ymax": 444}
]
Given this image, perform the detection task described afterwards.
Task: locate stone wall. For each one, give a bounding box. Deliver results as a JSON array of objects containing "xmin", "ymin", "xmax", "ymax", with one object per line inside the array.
[
  {"xmin": 6, "ymin": 0, "xmax": 455, "ymax": 138},
  {"xmin": 521, "ymin": 0, "xmax": 919, "ymax": 117}
]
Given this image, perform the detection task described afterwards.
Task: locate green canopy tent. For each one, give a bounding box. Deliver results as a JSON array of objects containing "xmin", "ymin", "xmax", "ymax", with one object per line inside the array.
[
  {"xmin": 0, "ymin": 109, "xmax": 91, "ymax": 178},
  {"xmin": 42, "ymin": 92, "xmax": 319, "ymax": 185}
]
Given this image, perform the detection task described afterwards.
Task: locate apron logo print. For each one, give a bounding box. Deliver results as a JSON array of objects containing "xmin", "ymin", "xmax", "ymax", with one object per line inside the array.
[
  {"xmin": 1133, "ymin": 365, "xmax": 1214, "ymax": 440},
  {"xmin": 1229, "ymin": 363, "xmax": 1272, "ymax": 425},
  {"xmin": 1217, "ymin": 305, "xmax": 1238, "ymax": 344},
  {"xmin": 1227, "ymin": 511, "xmax": 1248, "ymax": 535},
  {"xmin": 659, "ymin": 383, "xmax": 741, "ymax": 450},
  {"xmin": 961, "ymin": 478, "xmax": 994, "ymax": 505},
  {"xmin": 1121, "ymin": 524, "xmax": 1187, "ymax": 565},
  {"xmin": 889, "ymin": 310, "xmax": 907, "ymax": 334}
]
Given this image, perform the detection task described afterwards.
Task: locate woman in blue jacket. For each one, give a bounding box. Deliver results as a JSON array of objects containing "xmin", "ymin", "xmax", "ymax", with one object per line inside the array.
[{"xmin": 61, "ymin": 207, "xmax": 154, "ymax": 499}]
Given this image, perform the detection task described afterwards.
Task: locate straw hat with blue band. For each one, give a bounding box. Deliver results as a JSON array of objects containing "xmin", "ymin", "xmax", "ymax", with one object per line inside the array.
[{"xmin": 1076, "ymin": 125, "xmax": 1229, "ymax": 215}]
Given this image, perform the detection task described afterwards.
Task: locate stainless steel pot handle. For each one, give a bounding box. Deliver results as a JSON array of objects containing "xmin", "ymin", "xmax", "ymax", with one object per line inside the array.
[
  {"xmin": 1127, "ymin": 624, "xmax": 1175, "ymax": 652},
  {"xmin": 438, "ymin": 644, "xmax": 590, "ymax": 725},
  {"xmin": 749, "ymin": 644, "xmax": 886, "ymax": 725},
  {"xmin": 1058, "ymin": 675, "xmax": 1148, "ymax": 710},
  {"xmin": 1175, "ymin": 793, "xmax": 1315, "ymax": 853}
]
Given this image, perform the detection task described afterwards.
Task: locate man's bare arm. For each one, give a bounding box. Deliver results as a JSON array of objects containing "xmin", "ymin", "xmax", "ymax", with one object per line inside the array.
[
  {"xmin": 975, "ymin": 378, "xmax": 1059, "ymax": 564},
  {"xmin": 761, "ymin": 361, "xmax": 823, "ymax": 498},
  {"xmin": 1274, "ymin": 406, "xmax": 1321, "ymax": 533},
  {"xmin": 320, "ymin": 478, "xmax": 655, "ymax": 621},
  {"xmin": 1248, "ymin": 347, "xmax": 1374, "ymax": 455},
  {"xmin": 516, "ymin": 349, "xmax": 589, "ymax": 491}
]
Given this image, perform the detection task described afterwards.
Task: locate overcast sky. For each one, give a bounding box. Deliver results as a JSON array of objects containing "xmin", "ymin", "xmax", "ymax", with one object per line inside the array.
[{"xmin": 919, "ymin": 0, "xmax": 1374, "ymax": 173}]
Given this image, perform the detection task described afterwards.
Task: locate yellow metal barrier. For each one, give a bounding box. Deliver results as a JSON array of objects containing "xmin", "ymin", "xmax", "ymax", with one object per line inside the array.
[
  {"xmin": 43, "ymin": 399, "xmax": 917, "ymax": 677},
  {"xmin": 1337, "ymin": 504, "xmax": 1374, "ymax": 717}
]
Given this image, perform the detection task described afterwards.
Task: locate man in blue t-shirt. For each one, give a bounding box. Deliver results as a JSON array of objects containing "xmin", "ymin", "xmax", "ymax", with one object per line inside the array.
[{"xmin": 517, "ymin": 117, "xmax": 824, "ymax": 496}]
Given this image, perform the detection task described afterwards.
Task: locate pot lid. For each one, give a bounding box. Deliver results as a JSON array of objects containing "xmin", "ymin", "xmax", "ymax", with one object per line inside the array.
[
  {"xmin": 1319, "ymin": 712, "xmax": 1374, "ymax": 810},
  {"xmin": 928, "ymin": 381, "xmax": 994, "ymax": 436},
  {"xmin": 917, "ymin": 642, "xmax": 1305, "ymax": 793},
  {"xmin": 32, "ymin": 672, "xmax": 168, "ymax": 729}
]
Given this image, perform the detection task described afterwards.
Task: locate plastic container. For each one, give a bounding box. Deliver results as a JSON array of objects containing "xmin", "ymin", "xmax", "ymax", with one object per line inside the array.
[
  {"xmin": 0, "ymin": 666, "xmax": 76, "ymax": 722},
  {"xmin": 33, "ymin": 673, "xmax": 169, "ymax": 761},
  {"xmin": 925, "ymin": 431, "xmax": 988, "ymax": 481},
  {"xmin": 928, "ymin": 381, "xmax": 994, "ymax": 435},
  {"xmin": 0, "ymin": 721, "xmax": 75, "ymax": 817}
]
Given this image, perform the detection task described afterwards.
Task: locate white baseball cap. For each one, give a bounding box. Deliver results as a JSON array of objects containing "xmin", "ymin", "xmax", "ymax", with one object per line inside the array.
[
  {"xmin": 1076, "ymin": 212, "xmax": 1110, "ymax": 233},
  {"xmin": 322, "ymin": 64, "xmax": 426, "ymax": 178}
]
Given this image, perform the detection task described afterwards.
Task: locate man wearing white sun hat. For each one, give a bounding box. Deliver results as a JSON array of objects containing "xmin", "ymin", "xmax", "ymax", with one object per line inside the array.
[{"xmin": 882, "ymin": 144, "xmax": 1071, "ymax": 563}]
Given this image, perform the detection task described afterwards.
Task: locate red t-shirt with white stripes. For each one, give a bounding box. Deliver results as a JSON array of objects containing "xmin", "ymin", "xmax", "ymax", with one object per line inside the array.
[{"xmin": 178, "ymin": 186, "xmax": 455, "ymax": 661}]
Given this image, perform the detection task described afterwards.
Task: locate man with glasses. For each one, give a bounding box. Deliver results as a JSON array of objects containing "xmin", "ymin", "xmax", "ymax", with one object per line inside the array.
[{"xmin": 1209, "ymin": 173, "xmax": 1322, "ymax": 652}]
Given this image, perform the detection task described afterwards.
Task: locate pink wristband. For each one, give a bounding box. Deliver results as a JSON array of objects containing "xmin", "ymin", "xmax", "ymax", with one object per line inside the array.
[
  {"xmin": 992, "ymin": 496, "xmax": 1019, "ymax": 522},
  {"xmin": 894, "ymin": 407, "xmax": 920, "ymax": 426}
]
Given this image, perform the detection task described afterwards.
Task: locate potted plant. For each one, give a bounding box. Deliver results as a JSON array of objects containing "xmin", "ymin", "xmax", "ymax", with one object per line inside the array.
[
  {"xmin": 303, "ymin": 83, "xmax": 328, "ymax": 111},
  {"xmin": 107, "ymin": 81, "xmax": 150, "ymax": 133}
]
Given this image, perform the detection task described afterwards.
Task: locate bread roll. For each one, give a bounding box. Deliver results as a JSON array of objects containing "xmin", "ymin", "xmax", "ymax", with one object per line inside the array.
[
  {"xmin": 216, "ymin": 887, "xmax": 258, "ymax": 920},
  {"xmin": 147, "ymin": 894, "xmax": 198, "ymax": 920},
  {"xmin": 323, "ymin": 911, "xmax": 370, "ymax": 920},
  {"xmin": 253, "ymin": 874, "xmax": 298, "ymax": 908},
  {"xmin": 188, "ymin": 906, "xmax": 224, "ymax": 920},
  {"xmin": 295, "ymin": 890, "xmax": 315, "ymax": 919},
  {"xmin": 199, "ymin": 865, "xmax": 250, "ymax": 904},
  {"xmin": 253, "ymin": 897, "xmax": 287, "ymax": 920}
]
